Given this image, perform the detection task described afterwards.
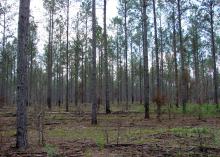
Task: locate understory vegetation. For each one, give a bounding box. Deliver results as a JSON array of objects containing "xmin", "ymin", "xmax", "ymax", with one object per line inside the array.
[
  {"xmin": 1, "ymin": 0, "xmax": 220, "ymax": 155},
  {"xmin": 1, "ymin": 103, "xmax": 220, "ymax": 156}
]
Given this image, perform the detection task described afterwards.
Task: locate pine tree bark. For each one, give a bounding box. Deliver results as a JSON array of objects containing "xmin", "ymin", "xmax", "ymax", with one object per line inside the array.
[
  {"xmin": 177, "ymin": 0, "xmax": 187, "ymax": 113},
  {"xmin": 98, "ymin": 46, "xmax": 103, "ymax": 109},
  {"xmin": 139, "ymin": 51, "xmax": 142, "ymax": 105},
  {"xmin": 84, "ymin": 14, "xmax": 88, "ymax": 103},
  {"xmin": 104, "ymin": 0, "xmax": 110, "ymax": 114},
  {"xmin": 172, "ymin": 7, "xmax": 179, "ymax": 108},
  {"xmin": 75, "ymin": 33, "xmax": 80, "ymax": 107},
  {"xmin": 159, "ymin": 15, "xmax": 164, "ymax": 94},
  {"xmin": 75, "ymin": 47, "xmax": 79, "ymax": 107},
  {"xmin": 16, "ymin": 0, "xmax": 30, "ymax": 149},
  {"xmin": 131, "ymin": 39, "xmax": 134, "ymax": 104},
  {"xmin": 209, "ymin": 1, "xmax": 218, "ymax": 108},
  {"xmin": 1, "ymin": 12, "xmax": 6, "ymax": 105},
  {"xmin": 58, "ymin": 23, "xmax": 63, "ymax": 107},
  {"xmin": 47, "ymin": 6, "xmax": 54, "ymax": 110},
  {"xmin": 153, "ymin": 0, "xmax": 161, "ymax": 119},
  {"xmin": 66, "ymin": 0, "xmax": 69, "ymax": 112},
  {"xmin": 192, "ymin": 22, "xmax": 200, "ymax": 104},
  {"xmin": 142, "ymin": 0, "xmax": 149, "ymax": 119},
  {"xmin": 81, "ymin": 48, "xmax": 84, "ymax": 104},
  {"xmin": 124, "ymin": 0, "xmax": 128, "ymax": 110},
  {"xmin": 91, "ymin": 0, "xmax": 97, "ymax": 124},
  {"xmin": 116, "ymin": 27, "xmax": 120, "ymax": 105},
  {"xmin": 28, "ymin": 30, "xmax": 34, "ymax": 106}
]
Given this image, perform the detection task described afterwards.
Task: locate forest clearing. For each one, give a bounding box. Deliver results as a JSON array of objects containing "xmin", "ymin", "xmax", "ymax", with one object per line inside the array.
[
  {"xmin": 1, "ymin": 0, "xmax": 220, "ymax": 156},
  {"xmin": 1, "ymin": 104, "xmax": 220, "ymax": 156}
]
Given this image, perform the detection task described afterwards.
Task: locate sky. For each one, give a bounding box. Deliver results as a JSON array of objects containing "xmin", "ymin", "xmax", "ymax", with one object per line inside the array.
[{"xmin": 30, "ymin": 0, "xmax": 118, "ymax": 53}]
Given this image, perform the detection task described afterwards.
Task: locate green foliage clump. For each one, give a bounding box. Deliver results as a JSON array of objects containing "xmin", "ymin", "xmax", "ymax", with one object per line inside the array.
[
  {"xmin": 172, "ymin": 103, "xmax": 220, "ymax": 117},
  {"xmin": 84, "ymin": 149, "xmax": 93, "ymax": 157},
  {"xmin": 96, "ymin": 136, "xmax": 105, "ymax": 149},
  {"xmin": 170, "ymin": 127, "xmax": 210, "ymax": 137},
  {"xmin": 44, "ymin": 144, "xmax": 58, "ymax": 157},
  {"xmin": 190, "ymin": 127, "xmax": 209, "ymax": 134},
  {"xmin": 212, "ymin": 130, "xmax": 220, "ymax": 147}
]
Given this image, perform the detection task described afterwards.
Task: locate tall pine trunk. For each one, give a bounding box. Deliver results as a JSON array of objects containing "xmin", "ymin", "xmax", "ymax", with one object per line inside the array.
[
  {"xmin": 47, "ymin": 7, "xmax": 54, "ymax": 110},
  {"xmin": 66, "ymin": 0, "xmax": 69, "ymax": 112},
  {"xmin": 104, "ymin": 0, "xmax": 110, "ymax": 114},
  {"xmin": 131, "ymin": 39, "xmax": 134, "ymax": 104},
  {"xmin": 16, "ymin": 0, "xmax": 30, "ymax": 149},
  {"xmin": 91, "ymin": 0, "xmax": 97, "ymax": 124},
  {"xmin": 172, "ymin": 7, "xmax": 179, "ymax": 108},
  {"xmin": 75, "ymin": 17, "xmax": 80, "ymax": 107},
  {"xmin": 192, "ymin": 22, "xmax": 200, "ymax": 104},
  {"xmin": 84, "ymin": 14, "xmax": 88, "ymax": 103},
  {"xmin": 209, "ymin": 2, "xmax": 218, "ymax": 108},
  {"xmin": 159, "ymin": 15, "xmax": 164, "ymax": 95},
  {"xmin": 28, "ymin": 30, "xmax": 34, "ymax": 106},
  {"xmin": 177, "ymin": 0, "xmax": 187, "ymax": 113},
  {"xmin": 1, "ymin": 12, "xmax": 6, "ymax": 105},
  {"xmin": 153, "ymin": 0, "xmax": 161, "ymax": 120},
  {"xmin": 143, "ymin": 0, "xmax": 149, "ymax": 119},
  {"xmin": 116, "ymin": 26, "xmax": 120, "ymax": 105},
  {"xmin": 124, "ymin": 0, "xmax": 128, "ymax": 110}
]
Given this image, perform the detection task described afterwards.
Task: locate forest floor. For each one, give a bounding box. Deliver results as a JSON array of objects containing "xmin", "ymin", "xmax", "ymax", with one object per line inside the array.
[{"xmin": 1, "ymin": 103, "xmax": 220, "ymax": 156}]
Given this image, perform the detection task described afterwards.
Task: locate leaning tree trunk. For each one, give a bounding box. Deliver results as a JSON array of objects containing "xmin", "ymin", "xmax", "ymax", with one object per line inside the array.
[{"xmin": 16, "ymin": 0, "xmax": 30, "ymax": 149}]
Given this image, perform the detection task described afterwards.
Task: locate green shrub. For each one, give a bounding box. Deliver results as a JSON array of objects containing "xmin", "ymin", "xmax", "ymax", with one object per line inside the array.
[
  {"xmin": 44, "ymin": 144, "xmax": 58, "ymax": 157},
  {"xmin": 96, "ymin": 136, "xmax": 105, "ymax": 149}
]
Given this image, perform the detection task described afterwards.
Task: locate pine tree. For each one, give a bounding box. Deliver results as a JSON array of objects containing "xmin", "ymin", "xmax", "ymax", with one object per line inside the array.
[{"xmin": 16, "ymin": 0, "xmax": 30, "ymax": 149}]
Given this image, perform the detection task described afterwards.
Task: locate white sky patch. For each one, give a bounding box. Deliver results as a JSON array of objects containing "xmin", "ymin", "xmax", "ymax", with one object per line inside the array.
[
  {"xmin": 30, "ymin": 0, "xmax": 118, "ymax": 54},
  {"xmin": 30, "ymin": 0, "xmax": 46, "ymax": 54}
]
